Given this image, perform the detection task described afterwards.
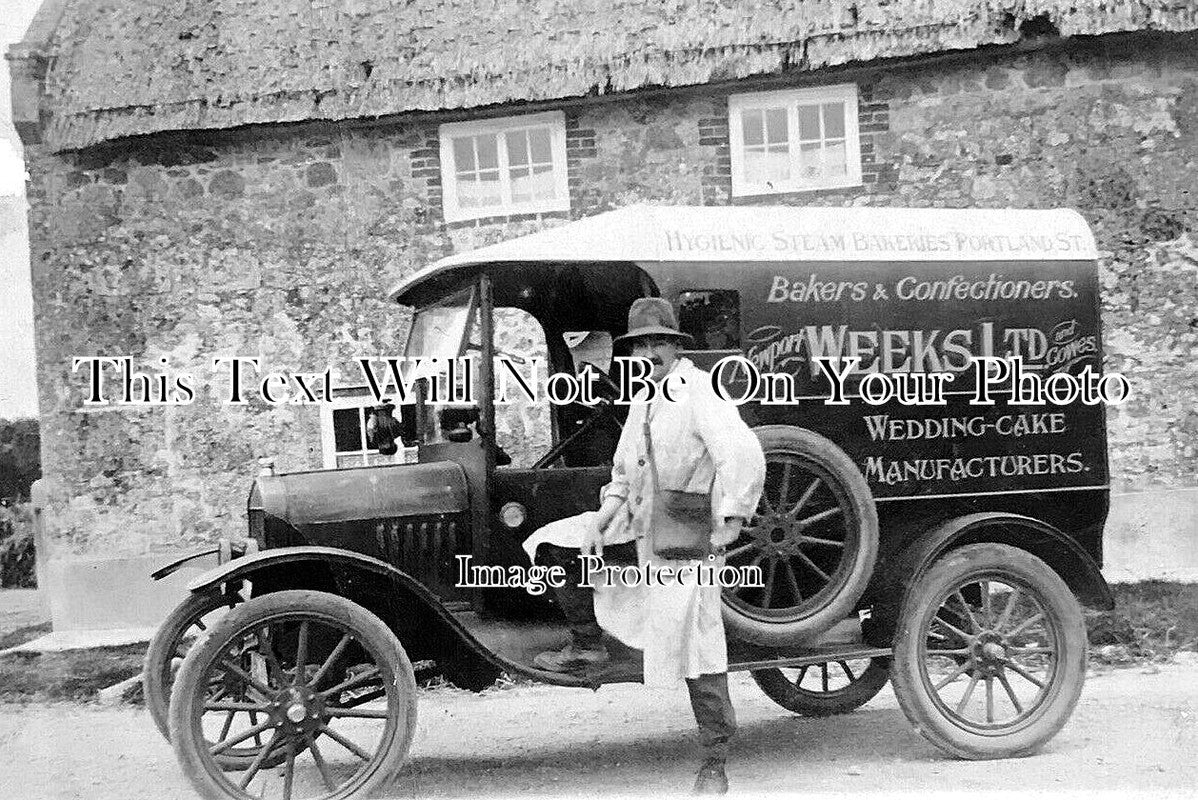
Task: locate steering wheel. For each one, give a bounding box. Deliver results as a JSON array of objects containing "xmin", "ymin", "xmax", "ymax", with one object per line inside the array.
[{"xmin": 529, "ymin": 362, "xmax": 622, "ymax": 470}]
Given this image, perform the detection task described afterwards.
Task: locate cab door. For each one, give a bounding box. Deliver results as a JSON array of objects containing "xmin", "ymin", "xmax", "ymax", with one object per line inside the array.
[{"xmin": 483, "ymin": 323, "xmax": 622, "ymax": 612}]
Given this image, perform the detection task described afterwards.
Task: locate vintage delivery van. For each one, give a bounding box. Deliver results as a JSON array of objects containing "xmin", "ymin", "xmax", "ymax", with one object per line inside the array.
[{"xmin": 151, "ymin": 206, "xmax": 1116, "ymax": 800}]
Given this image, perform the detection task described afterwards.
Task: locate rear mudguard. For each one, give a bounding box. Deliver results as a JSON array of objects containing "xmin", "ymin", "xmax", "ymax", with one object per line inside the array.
[
  {"xmin": 870, "ymin": 512, "xmax": 1114, "ymax": 641},
  {"xmin": 185, "ymin": 546, "xmax": 601, "ymax": 690}
]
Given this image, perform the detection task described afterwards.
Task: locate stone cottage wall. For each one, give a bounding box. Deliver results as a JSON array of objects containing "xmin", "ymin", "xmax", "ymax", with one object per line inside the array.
[{"xmin": 24, "ymin": 31, "xmax": 1197, "ymax": 558}]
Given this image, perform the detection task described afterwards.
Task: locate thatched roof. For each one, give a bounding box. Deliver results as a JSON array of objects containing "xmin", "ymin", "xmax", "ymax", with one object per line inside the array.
[{"xmin": 10, "ymin": 0, "xmax": 1198, "ymax": 152}]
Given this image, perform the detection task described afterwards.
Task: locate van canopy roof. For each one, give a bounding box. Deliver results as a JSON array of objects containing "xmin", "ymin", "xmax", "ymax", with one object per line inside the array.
[{"xmin": 389, "ymin": 205, "xmax": 1097, "ymax": 306}]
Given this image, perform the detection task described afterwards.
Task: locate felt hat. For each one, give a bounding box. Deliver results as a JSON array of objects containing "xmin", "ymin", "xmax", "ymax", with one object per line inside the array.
[{"xmin": 612, "ymin": 297, "xmax": 694, "ymax": 347}]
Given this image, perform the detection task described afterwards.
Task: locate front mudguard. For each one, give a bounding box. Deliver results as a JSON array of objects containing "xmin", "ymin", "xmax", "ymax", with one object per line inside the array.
[
  {"xmin": 183, "ymin": 546, "xmax": 505, "ymax": 692},
  {"xmin": 150, "ymin": 538, "xmax": 258, "ymax": 581}
]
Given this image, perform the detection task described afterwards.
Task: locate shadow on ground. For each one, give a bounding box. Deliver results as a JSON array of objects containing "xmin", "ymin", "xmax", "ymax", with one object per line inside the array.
[{"xmin": 390, "ymin": 707, "xmax": 941, "ymax": 796}]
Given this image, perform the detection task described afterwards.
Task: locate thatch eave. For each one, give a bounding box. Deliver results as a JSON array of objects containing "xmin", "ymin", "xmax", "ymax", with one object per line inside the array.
[{"xmin": 11, "ymin": 0, "xmax": 1198, "ymax": 152}]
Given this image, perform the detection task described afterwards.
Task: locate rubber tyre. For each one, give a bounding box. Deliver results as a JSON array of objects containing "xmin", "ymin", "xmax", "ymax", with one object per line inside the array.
[
  {"xmin": 169, "ymin": 590, "xmax": 418, "ymax": 800},
  {"xmin": 721, "ymin": 426, "xmax": 878, "ymax": 646},
  {"xmin": 144, "ymin": 589, "xmax": 241, "ymax": 743},
  {"xmin": 752, "ymin": 657, "xmax": 890, "ymax": 716},
  {"xmin": 890, "ymin": 543, "xmax": 1087, "ymax": 760}
]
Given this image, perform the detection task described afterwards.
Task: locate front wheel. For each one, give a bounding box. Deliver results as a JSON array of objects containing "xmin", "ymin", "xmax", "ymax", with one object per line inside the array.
[
  {"xmin": 169, "ymin": 590, "xmax": 418, "ymax": 800},
  {"xmin": 890, "ymin": 543, "xmax": 1087, "ymax": 760}
]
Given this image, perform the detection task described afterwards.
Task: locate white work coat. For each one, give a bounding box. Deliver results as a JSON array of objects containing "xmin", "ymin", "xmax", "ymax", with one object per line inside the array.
[{"xmin": 523, "ymin": 357, "xmax": 766, "ymax": 686}]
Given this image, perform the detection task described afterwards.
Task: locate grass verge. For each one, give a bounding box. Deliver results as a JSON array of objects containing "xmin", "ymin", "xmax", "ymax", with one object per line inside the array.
[
  {"xmin": 0, "ymin": 621, "xmax": 51, "ymax": 651},
  {"xmin": 1086, "ymin": 580, "xmax": 1198, "ymax": 663},
  {"xmin": 0, "ymin": 644, "xmax": 145, "ymax": 703}
]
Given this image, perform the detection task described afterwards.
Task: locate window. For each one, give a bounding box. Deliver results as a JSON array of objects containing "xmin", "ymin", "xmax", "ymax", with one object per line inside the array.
[
  {"xmin": 678, "ymin": 291, "xmax": 741, "ymax": 351},
  {"xmin": 439, "ymin": 111, "xmax": 570, "ymax": 222},
  {"xmin": 728, "ymin": 84, "xmax": 861, "ymax": 196},
  {"xmin": 492, "ymin": 307, "xmax": 552, "ymax": 467},
  {"xmin": 319, "ymin": 394, "xmax": 416, "ymax": 469}
]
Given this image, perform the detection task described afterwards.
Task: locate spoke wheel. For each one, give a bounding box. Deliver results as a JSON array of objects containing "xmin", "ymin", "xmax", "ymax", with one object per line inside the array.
[
  {"xmin": 891, "ymin": 543, "xmax": 1086, "ymax": 760},
  {"xmin": 144, "ymin": 589, "xmax": 245, "ymax": 749},
  {"xmin": 169, "ymin": 590, "xmax": 417, "ymax": 800},
  {"xmin": 722, "ymin": 426, "xmax": 878, "ymax": 646},
  {"xmin": 752, "ymin": 657, "xmax": 890, "ymax": 716}
]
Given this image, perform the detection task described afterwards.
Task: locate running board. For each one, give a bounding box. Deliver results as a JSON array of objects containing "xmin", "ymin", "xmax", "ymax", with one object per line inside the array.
[
  {"xmin": 452, "ymin": 610, "xmax": 891, "ymax": 686},
  {"xmin": 728, "ymin": 644, "xmax": 893, "ymax": 672}
]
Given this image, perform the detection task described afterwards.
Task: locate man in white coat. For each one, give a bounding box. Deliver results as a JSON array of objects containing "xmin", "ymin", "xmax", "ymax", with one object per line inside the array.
[{"xmin": 525, "ymin": 297, "xmax": 766, "ymax": 794}]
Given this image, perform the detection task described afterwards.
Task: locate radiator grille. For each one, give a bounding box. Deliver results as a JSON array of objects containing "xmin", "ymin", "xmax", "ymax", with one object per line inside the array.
[{"xmin": 376, "ymin": 515, "xmax": 466, "ymax": 601}]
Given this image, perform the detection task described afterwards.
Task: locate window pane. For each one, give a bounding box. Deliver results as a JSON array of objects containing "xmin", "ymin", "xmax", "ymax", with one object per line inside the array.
[
  {"xmin": 333, "ymin": 407, "xmax": 363, "ymax": 453},
  {"xmin": 477, "ymin": 134, "xmax": 499, "ymax": 170},
  {"xmin": 529, "ymin": 127, "xmax": 552, "ymax": 163},
  {"xmin": 457, "ymin": 174, "xmax": 480, "ymax": 207},
  {"xmin": 452, "ymin": 137, "xmax": 476, "ymax": 172},
  {"xmin": 799, "ymin": 141, "xmax": 823, "ymax": 179},
  {"xmin": 506, "ymin": 130, "xmax": 530, "ymax": 167},
  {"xmin": 798, "ymin": 104, "xmax": 821, "ymax": 140},
  {"xmin": 765, "ymin": 149, "xmax": 790, "ymax": 182},
  {"xmin": 825, "ymin": 140, "xmax": 848, "ymax": 176},
  {"xmin": 512, "ymin": 168, "xmax": 555, "ymax": 204},
  {"xmin": 743, "ymin": 148, "xmax": 763, "ymax": 184},
  {"xmin": 742, "ymin": 109, "xmax": 764, "ymax": 147},
  {"xmin": 405, "ymin": 286, "xmax": 476, "ymax": 360},
  {"xmin": 765, "ymin": 108, "xmax": 788, "ymax": 143},
  {"xmin": 744, "ymin": 146, "xmax": 789, "ymax": 185},
  {"xmin": 479, "ymin": 170, "xmax": 501, "ymax": 206},
  {"xmin": 458, "ymin": 171, "xmax": 503, "ymax": 208},
  {"xmin": 531, "ymin": 168, "xmax": 555, "ymax": 199},
  {"xmin": 823, "ymin": 102, "xmax": 846, "ymax": 138}
]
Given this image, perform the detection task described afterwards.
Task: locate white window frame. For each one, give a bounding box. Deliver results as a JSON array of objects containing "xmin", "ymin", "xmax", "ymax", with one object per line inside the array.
[
  {"xmin": 439, "ymin": 110, "xmax": 570, "ymax": 223},
  {"xmin": 728, "ymin": 84, "xmax": 862, "ymax": 197},
  {"xmin": 318, "ymin": 392, "xmax": 403, "ymax": 470}
]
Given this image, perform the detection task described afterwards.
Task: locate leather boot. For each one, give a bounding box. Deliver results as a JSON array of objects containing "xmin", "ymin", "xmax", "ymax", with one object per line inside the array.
[{"xmin": 692, "ymin": 757, "xmax": 728, "ymax": 795}]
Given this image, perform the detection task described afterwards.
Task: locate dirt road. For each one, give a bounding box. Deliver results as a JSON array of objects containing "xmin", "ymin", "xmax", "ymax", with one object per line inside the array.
[{"xmin": 0, "ymin": 663, "xmax": 1195, "ymax": 799}]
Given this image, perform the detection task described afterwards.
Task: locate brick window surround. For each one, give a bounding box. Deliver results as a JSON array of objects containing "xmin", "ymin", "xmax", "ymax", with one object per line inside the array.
[
  {"xmin": 727, "ymin": 83, "xmax": 863, "ymax": 197},
  {"xmin": 438, "ymin": 111, "xmax": 570, "ymax": 223}
]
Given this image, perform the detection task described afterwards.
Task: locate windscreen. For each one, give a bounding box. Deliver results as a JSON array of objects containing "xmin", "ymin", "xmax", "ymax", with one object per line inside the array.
[{"xmin": 403, "ymin": 285, "xmax": 477, "ymax": 360}]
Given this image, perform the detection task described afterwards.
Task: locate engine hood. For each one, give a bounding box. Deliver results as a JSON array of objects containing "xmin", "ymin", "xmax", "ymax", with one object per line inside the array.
[{"xmin": 249, "ymin": 461, "xmax": 469, "ymax": 527}]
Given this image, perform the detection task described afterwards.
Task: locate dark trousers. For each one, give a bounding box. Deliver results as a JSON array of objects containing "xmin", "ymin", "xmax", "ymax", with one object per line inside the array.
[
  {"xmin": 535, "ymin": 542, "xmax": 737, "ymax": 760},
  {"xmin": 536, "ymin": 542, "xmax": 637, "ymax": 648}
]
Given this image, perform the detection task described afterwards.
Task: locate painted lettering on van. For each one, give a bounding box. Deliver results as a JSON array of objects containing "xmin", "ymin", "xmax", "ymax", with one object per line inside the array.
[
  {"xmin": 746, "ymin": 319, "xmax": 1098, "ymax": 379},
  {"xmin": 746, "ymin": 324, "xmax": 990, "ymax": 377},
  {"xmin": 863, "ymin": 452, "xmax": 1086, "ymax": 486},
  {"xmin": 766, "ymin": 274, "xmax": 870, "ymax": 302}
]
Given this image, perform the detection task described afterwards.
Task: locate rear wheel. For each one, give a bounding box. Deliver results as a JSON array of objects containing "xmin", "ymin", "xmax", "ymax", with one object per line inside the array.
[
  {"xmin": 144, "ymin": 589, "xmax": 243, "ymax": 744},
  {"xmin": 752, "ymin": 657, "xmax": 890, "ymax": 716},
  {"xmin": 722, "ymin": 426, "xmax": 878, "ymax": 646},
  {"xmin": 169, "ymin": 590, "xmax": 418, "ymax": 800},
  {"xmin": 890, "ymin": 543, "xmax": 1087, "ymax": 759}
]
